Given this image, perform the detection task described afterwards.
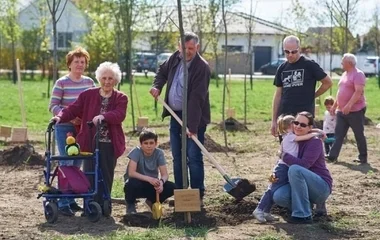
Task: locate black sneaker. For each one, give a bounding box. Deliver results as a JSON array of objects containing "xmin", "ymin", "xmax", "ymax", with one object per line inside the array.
[
  {"xmin": 59, "ymin": 206, "xmax": 74, "ymax": 216},
  {"xmin": 70, "ymin": 202, "xmax": 83, "ymax": 212},
  {"xmin": 287, "ymin": 216, "xmax": 313, "ymax": 224},
  {"xmin": 126, "ymin": 204, "xmax": 137, "ymax": 215},
  {"xmin": 326, "ymin": 156, "xmax": 337, "ymax": 162}
]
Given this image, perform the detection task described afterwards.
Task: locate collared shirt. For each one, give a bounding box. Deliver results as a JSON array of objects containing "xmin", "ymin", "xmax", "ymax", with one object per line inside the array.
[{"xmin": 168, "ymin": 56, "xmax": 193, "ymax": 111}]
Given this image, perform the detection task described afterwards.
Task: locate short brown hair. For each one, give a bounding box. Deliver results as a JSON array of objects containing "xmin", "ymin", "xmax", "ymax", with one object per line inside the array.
[
  {"xmin": 66, "ymin": 46, "xmax": 90, "ymax": 69},
  {"xmin": 139, "ymin": 128, "xmax": 158, "ymax": 143},
  {"xmin": 324, "ymin": 96, "xmax": 335, "ymax": 106}
]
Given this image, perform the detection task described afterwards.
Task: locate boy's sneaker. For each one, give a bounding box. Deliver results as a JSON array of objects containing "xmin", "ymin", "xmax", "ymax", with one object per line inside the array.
[
  {"xmin": 252, "ymin": 208, "xmax": 266, "ymax": 223},
  {"xmin": 264, "ymin": 212, "xmax": 279, "ymax": 222},
  {"xmin": 126, "ymin": 204, "xmax": 137, "ymax": 215}
]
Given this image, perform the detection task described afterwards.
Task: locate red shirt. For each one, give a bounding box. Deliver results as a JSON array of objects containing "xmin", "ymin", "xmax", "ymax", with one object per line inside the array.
[
  {"xmin": 59, "ymin": 87, "xmax": 128, "ymax": 158},
  {"xmin": 337, "ymin": 68, "xmax": 366, "ymax": 112}
]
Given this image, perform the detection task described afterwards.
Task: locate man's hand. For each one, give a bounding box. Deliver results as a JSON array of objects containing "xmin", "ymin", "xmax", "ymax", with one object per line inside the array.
[
  {"xmin": 187, "ymin": 132, "xmax": 197, "ymax": 138},
  {"xmin": 148, "ymin": 177, "xmax": 161, "ymax": 187},
  {"xmin": 154, "ymin": 180, "xmax": 164, "ymax": 193},
  {"xmin": 149, "ymin": 87, "xmax": 160, "ymax": 98},
  {"xmin": 342, "ymin": 104, "xmax": 352, "ymax": 115},
  {"xmin": 270, "ymin": 121, "xmax": 278, "ymax": 137}
]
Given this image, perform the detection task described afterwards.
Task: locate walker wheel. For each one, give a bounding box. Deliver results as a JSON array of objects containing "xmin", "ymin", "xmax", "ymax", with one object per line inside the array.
[
  {"xmin": 45, "ymin": 202, "xmax": 58, "ymax": 223},
  {"xmin": 87, "ymin": 201, "xmax": 102, "ymax": 222},
  {"xmin": 103, "ymin": 199, "xmax": 112, "ymax": 217}
]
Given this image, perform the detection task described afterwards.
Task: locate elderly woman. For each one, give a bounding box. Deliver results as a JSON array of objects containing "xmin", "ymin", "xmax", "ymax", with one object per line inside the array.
[
  {"xmin": 274, "ymin": 111, "xmax": 333, "ymax": 224},
  {"xmin": 48, "ymin": 47, "xmax": 95, "ymax": 216},
  {"xmin": 52, "ymin": 62, "xmax": 128, "ymax": 213}
]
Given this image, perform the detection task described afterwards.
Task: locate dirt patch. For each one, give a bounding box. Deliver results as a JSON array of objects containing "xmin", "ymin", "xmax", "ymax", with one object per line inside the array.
[
  {"xmin": 214, "ymin": 118, "xmax": 250, "ymax": 132},
  {"xmin": 158, "ymin": 133, "xmax": 233, "ymax": 152},
  {"xmin": 0, "ymin": 144, "xmax": 44, "ymax": 167}
]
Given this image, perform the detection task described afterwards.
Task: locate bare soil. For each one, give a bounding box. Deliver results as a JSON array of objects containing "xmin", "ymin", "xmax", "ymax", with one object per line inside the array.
[{"xmin": 1, "ymin": 123, "xmax": 380, "ymax": 240}]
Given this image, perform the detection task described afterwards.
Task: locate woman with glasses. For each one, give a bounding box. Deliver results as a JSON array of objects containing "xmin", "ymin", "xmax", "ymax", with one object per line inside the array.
[
  {"xmin": 253, "ymin": 114, "xmax": 323, "ymax": 223},
  {"xmin": 273, "ymin": 111, "xmax": 333, "ymax": 224}
]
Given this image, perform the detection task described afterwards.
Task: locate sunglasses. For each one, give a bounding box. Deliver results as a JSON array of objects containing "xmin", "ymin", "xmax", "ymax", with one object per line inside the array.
[
  {"xmin": 293, "ymin": 121, "xmax": 309, "ymax": 128},
  {"xmin": 284, "ymin": 49, "xmax": 299, "ymax": 55}
]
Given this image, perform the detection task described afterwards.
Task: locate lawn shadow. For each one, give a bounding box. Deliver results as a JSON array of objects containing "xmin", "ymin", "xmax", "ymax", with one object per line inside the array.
[
  {"xmin": 333, "ymin": 161, "xmax": 378, "ymax": 174},
  {"xmin": 38, "ymin": 215, "xmax": 122, "ymax": 237}
]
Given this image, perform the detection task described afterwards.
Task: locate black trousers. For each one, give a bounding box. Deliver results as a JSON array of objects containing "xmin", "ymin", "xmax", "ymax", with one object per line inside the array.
[
  {"xmin": 124, "ymin": 178, "xmax": 176, "ymax": 204},
  {"xmin": 83, "ymin": 142, "xmax": 116, "ymax": 206}
]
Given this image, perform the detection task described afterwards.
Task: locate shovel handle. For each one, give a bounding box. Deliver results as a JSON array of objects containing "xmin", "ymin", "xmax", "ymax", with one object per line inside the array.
[
  {"xmin": 157, "ymin": 96, "xmax": 230, "ymax": 178},
  {"xmin": 156, "ymin": 191, "xmax": 160, "ymax": 203}
]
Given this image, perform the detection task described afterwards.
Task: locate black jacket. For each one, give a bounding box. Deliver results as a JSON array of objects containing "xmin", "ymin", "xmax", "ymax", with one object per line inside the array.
[{"xmin": 152, "ymin": 50, "xmax": 211, "ymax": 133}]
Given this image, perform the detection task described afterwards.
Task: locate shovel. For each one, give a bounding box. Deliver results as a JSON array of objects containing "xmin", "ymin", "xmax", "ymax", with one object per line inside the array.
[
  {"xmin": 152, "ymin": 191, "xmax": 162, "ymax": 220},
  {"xmin": 157, "ymin": 96, "xmax": 256, "ymax": 200}
]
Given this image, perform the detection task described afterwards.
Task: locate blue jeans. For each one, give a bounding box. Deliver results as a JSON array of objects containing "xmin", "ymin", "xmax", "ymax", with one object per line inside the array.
[
  {"xmin": 170, "ymin": 115, "xmax": 206, "ymax": 198},
  {"xmin": 55, "ymin": 123, "xmax": 81, "ymax": 208},
  {"xmin": 257, "ymin": 163, "xmax": 289, "ymax": 213},
  {"xmin": 272, "ymin": 165, "xmax": 330, "ymax": 218}
]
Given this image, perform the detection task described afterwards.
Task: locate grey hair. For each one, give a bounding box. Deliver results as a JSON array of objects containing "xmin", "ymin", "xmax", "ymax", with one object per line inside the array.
[
  {"xmin": 343, "ymin": 53, "xmax": 357, "ymax": 66},
  {"xmin": 283, "ymin": 35, "xmax": 301, "ymax": 48},
  {"xmin": 179, "ymin": 32, "xmax": 199, "ymax": 44},
  {"xmin": 95, "ymin": 62, "xmax": 122, "ymax": 84}
]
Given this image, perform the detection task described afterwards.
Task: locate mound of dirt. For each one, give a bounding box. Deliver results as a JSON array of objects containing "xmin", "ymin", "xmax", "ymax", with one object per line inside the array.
[
  {"xmin": 158, "ymin": 133, "xmax": 233, "ymax": 152},
  {"xmin": 0, "ymin": 144, "xmax": 44, "ymax": 166},
  {"xmin": 214, "ymin": 118, "xmax": 249, "ymax": 132}
]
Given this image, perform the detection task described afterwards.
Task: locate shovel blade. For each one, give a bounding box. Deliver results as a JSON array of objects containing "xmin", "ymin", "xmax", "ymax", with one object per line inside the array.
[
  {"xmin": 152, "ymin": 202, "xmax": 162, "ymax": 220},
  {"xmin": 223, "ymin": 178, "xmax": 256, "ymax": 200}
]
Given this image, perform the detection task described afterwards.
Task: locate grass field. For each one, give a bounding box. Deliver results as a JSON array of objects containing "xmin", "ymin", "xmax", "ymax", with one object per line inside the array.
[
  {"xmin": 1, "ymin": 76, "xmax": 380, "ymax": 240},
  {"xmin": 0, "ymin": 76, "xmax": 379, "ymax": 132}
]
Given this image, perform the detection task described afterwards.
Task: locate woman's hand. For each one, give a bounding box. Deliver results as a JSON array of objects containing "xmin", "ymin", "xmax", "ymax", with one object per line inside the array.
[
  {"xmin": 92, "ymin": 115, "xmax": 105, "ymax": 125},
  {"xmin": 51, "ymin": 116, "xmax": 61, "ymax": 124},
  {"xmin": 148, "ymin": 177, "xmax": 161, "ymax": 187}
]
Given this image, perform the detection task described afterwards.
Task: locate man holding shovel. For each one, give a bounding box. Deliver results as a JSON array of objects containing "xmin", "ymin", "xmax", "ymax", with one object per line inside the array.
[{"xmin": 150, "ymin": 32, "xmax": 211, "ymax": 205}]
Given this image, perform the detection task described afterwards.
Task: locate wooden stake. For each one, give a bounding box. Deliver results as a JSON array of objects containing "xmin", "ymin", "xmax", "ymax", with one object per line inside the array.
[{"xmin": 16, "ymin": 59, "xmax": 26, "ymax": 128}]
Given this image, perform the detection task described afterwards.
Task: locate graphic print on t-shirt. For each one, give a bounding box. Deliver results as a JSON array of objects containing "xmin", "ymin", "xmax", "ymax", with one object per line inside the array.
[{"xmin": 282, "ymin": 69, "xmax": 304, "ymax": 88}]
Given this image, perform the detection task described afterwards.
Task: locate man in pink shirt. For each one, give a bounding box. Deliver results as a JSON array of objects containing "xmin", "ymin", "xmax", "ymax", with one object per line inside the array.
[{"xmin": 326, "ymin": 53, "xmax": 367, "ymax": 164}]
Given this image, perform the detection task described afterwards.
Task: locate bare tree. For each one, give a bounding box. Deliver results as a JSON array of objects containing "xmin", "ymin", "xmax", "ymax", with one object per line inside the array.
[
  {"xmin": 46, "ymin": 0, "xmax": 69, "ymax": 84},
  {"xmin": 324, "ymin": 0, "xmax": 360, "ymax": 53}
]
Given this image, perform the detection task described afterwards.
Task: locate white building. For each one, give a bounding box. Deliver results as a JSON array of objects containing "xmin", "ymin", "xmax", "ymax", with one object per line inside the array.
[{"xmin": 18, "ymin": 0, "xmax": 89, "ymax": 51}]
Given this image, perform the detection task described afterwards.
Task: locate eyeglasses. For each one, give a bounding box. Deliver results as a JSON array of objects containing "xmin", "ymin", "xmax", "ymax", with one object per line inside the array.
[
  {"xmin": 284, "ymin": 49, "xmax": 299, "ymax": 55},
  {"xmin": 293, "ymin": 121, "xmax": 308, "ymax": 128}
]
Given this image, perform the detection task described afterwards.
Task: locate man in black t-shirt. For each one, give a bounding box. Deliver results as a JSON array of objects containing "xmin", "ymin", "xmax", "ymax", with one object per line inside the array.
[{"xmin": 270, "ymin": 35, "xmax": 333, "ymax": 137}]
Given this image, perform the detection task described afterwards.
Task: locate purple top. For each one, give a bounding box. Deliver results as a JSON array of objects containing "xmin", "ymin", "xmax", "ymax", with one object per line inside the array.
[{"xmin": 283, "ymin": 137, "xmax": 333, "ymax": 192}]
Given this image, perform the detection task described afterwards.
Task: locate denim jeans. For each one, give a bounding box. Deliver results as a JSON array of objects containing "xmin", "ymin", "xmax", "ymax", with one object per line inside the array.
[
  {"xmin": 170, "ymin": 114, "xmax": 206, "ymax": 198},
  {"xmin": 55, "ymin": 123, "xmax": 81, "ymax": 208},
  {"xmin": 272, "ymin": 165, "xmax": 330, "ymax": 218},
  {"xmin": 329, "ymin": 108, "xmax": 367, "ymax": 161},
  {"xmin": 257, "ymin": 163, "xmax": 289, "ymax": 213}
]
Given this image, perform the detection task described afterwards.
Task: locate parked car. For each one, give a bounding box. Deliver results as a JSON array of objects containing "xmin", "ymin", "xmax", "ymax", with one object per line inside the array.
[
  {"xmin": 133, "ymin": 52, "xmax": 157, "ymax": 73},
  {"xmin": 362, "ymin": 56, "xmax": 380, "ymax": 77},
  {"xmin": 259, "ymin": 58, "xmax": 286, "ymax": 75},
  {"xmin": 156, "ymin": 53, "xmax": 172, "ymax": 69}
]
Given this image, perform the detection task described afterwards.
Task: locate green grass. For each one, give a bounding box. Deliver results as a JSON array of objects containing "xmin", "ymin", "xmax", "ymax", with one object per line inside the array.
[
  {"xmin": 52, "ymin": 226, "xmax": 209, "ymax": 240},
  {"xmin": 1, "ymin": 76, "xmax": 379, "ymax": 133}
]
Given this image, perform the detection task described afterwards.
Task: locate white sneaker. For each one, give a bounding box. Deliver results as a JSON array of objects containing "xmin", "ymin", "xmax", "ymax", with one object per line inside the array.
[
  {"xmin": 252, "ymin": 208, "xmax": 266, "ymax": 223},
  {"xmin": 264, "ymin": 212, "xmax": 279, "ymax": 222}
]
